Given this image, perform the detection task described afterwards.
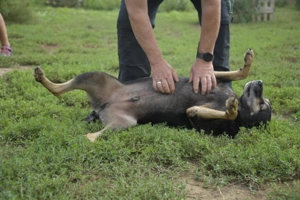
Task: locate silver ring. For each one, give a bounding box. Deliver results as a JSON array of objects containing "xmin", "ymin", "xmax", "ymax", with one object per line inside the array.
[{"xmin": 157, "ymin": 81, "xmax": 162, "ymax": 84}]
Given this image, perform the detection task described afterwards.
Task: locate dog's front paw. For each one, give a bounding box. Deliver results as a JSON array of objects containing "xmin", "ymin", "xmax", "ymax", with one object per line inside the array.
[
  {"xmin": 243, "ymin": 48, "xmax": 254, "ymax": 66},
  {"xmin": 34, "ymin": 66, "xmax": 45, "ymax": 82},
  {"xmin": 225, "ymin": 97, "xmax": 238, "ymax": 120},
  {"xmin": 186, "ymin": 106, "xmax": 200, "ymax": 118}
]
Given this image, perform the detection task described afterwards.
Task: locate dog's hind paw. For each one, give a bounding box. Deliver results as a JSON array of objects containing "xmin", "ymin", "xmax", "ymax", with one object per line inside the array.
[
  {"xmin": 85, "ymin": 133, "xmax": 97, "ymax": 142},
  {"xmin": 34, "ymin": 66, "xmax": 45, "ymax": 82}
]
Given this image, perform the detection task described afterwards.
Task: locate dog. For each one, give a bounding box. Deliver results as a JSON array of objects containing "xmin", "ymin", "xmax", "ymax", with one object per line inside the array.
[{"xmin": 34, "ymin": 49, "xmax": 271, "ymax": 142}]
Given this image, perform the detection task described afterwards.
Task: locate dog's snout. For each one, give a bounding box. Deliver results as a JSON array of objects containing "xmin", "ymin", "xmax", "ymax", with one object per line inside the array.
[{"xmin": 257, "ymin": 80, "xmax": 263, "ymax": 85}]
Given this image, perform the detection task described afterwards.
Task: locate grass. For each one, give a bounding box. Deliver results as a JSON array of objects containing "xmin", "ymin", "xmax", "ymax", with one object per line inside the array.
[{"xmin": 1, "ymin": 5, "xmax": 300, "ymax": 199}]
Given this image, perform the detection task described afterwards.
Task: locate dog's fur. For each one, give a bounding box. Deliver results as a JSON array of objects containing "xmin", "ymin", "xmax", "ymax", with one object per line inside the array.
[{"xmin": 34, "ymin": 49, "xmax": 271, "ymax": 142}]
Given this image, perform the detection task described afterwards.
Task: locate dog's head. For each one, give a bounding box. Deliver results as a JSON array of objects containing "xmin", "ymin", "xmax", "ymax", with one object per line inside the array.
[{"xmin": 237, "ymin": 80, "xmax": 271, "ymax": 128}]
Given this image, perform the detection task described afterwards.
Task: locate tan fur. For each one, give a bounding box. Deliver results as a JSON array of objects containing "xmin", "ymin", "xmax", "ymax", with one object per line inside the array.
[{"xmin": 185, "ymin": 49, "xmax": 254, "ymax": 121}]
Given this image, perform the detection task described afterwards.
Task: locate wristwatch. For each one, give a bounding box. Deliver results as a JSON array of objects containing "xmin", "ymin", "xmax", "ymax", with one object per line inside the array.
[{"xmin": 197, "ymin": 52, "xmax": 214, "ymax": 62}]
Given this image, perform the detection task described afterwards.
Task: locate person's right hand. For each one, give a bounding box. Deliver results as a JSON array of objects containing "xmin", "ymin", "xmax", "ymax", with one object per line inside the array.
[
  {"xmin": 151, "ymin": 58, "xmax": 179, "ymax": 94},
  {"xmin": 189, "ymin": 58, "xmax": 217, "ymax": 94}
]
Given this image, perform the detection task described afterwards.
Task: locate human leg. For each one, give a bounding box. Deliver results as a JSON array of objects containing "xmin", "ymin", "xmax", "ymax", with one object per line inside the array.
[{"xmin": 0, "ymin": 13, "xmax": 12, "ymax": 56}]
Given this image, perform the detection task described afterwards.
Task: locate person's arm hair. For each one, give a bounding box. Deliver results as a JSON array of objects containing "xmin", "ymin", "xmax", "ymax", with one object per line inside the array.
[
  {"xmin": 125, "ymin": 0, "xmax": 163, "ymax": 65},
  {"xmin": 189, "ymin": 0, "xmax": 220, "ymax": 94},
  {"xmin": 198, "ymin": 0, "xmax": 220, "ymax": 54}
]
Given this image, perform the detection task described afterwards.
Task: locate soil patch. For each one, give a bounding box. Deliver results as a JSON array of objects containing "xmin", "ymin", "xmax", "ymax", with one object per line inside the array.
[
  {"xmin": 184, "ymin": 175, "xmax": 271, "ymax": 200},
  {"xmin": 0, "ymin": 66, "xmax": 32, "ymax": 77}
]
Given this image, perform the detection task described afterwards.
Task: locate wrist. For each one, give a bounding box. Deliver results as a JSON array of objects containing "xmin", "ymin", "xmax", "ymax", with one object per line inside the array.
[
  {"xmin": 196, "ymin": 52, "xmax": 214, "ymax": 62},
  {"xmin": 149, "ymin": 53, "xmax": 164, "ymax": 66}
]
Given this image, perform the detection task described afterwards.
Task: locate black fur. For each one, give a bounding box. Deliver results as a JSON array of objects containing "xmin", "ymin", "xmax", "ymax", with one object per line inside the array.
[{"xmin": 81, "ymin": 75, "xmax": 271, "ymax": 137}]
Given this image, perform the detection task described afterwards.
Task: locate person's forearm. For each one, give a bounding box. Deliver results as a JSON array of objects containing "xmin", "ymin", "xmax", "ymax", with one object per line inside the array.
[
  {"xmin": 130, "ymin": 13, "xmax": 163, "ymax": 64},
  {"xmin": 198, "ymin": 0, "xmax": 220, "ymax": 54},
  {"xmin": 125, "ymin": 0, "xmax": 163, "ymax": 65}
]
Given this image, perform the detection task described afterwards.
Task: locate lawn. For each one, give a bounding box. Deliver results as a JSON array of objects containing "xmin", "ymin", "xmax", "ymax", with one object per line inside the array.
[{"xmin": 0, "ymin": 5, "xmax": 300, "ymax": 199}]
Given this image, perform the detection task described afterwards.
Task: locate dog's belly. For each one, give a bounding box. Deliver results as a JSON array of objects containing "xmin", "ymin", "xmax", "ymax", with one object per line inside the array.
[
  {"xmin": 108, "ymin": 78, "xmax": 236, "ymax": 131},
  {"xmin": 137, "ymin": 109, "xmax": 193, "ymax": 128}
]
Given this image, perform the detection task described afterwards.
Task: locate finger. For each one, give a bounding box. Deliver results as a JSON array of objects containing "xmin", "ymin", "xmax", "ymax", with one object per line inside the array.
[
  {"xmin": 156, "ymin": 80, "xmax": 164, "ymax": 93},
  {"xmin": 172, "ymin": 70, "xmax": 179, "ymax": 82},
  {"xmin": 211, "ymin": 75, "xmax": 217, "ymax": 89},
  {"xmin": 153, "ymin": 80, "xmax": 159, "ymax": 92},
  {"xmin": 189, "ymin": 72, "xmax": 193, "ymax": 83},
  {"xmin": 162, "ymin": 79, "xmax": 171, "ymax": 94},
  {"xmin": 206, "ymin": 76, "xmax": 212, "ymax": 94},
  {"xmin": 166, "ymin": 78, "xmax": 175, "ymax": 94},
  {"xmin": 201, "ymin": 78, "xmax": 207, "ymax": 95},
  {"xmin": 193, "ymin": 77, "xmax": 200, "ymax": 93}
]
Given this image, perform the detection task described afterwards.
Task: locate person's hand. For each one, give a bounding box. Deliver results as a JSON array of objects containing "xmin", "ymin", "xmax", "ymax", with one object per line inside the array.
[
  {"xmin": 189, "ymin": 58, "xmax": 216, "ymax": 94},
  {"xmin": 151, "ymin": 59, "xmax": 179, "ymax": 94}
]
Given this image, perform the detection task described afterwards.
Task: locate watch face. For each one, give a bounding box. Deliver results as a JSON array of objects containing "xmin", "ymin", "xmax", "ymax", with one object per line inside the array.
[
  {"xmin": 203, "ymin": 53, "xmax": 213, "ymax": 62},
  {"xmin": 197, "ymin": 52, "xmax": 214, "ymax": 62}
]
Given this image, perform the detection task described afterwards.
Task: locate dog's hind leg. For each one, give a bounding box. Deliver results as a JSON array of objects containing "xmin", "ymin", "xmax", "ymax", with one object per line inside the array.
[
  {"xmin": 214, "ymin": 48, "xmax": 254, "ymax": 81},
  {"xmin": 85, "ymin": 124, "xmax": 113, "ymax": 142},
  {"xmin": 186, "ymin": 97, "xmax": 238, "ymax": 120},
  {"xmin": 34, "ymin": 67, "xmax": 124, "ymax": 101},
  {"xmin": 85, "ymin": 113, "xmax": 137, "ymax": 142},
  {"xmin": 34, "ymin": 67, "xmax": 76, "ymax": 96}
]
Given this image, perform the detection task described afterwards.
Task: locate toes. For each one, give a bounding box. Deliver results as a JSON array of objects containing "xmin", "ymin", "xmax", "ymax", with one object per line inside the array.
[
  {"xmin": 186, "ymin": 107, "xmax": 198, "ymax": 117},
  {"xmin": 226, "ymin": 97, "xmax": 238, "ymax": 110},
  {"xmin": 226, "ymin": 97, "xmax": 238, "ymax": 120},
  {"xmin": 34, "ymin": 66, "xmax": 44, "ymax": 82},
  {"xmin": 244, "ymin": 49, "xmax": 254, "ymax": 65}
]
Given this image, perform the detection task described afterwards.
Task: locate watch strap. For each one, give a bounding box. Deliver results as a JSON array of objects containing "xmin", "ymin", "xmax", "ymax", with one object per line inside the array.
[{"xmin": 197, "ymin": 52, "xmax": 214, "ymax": 62}]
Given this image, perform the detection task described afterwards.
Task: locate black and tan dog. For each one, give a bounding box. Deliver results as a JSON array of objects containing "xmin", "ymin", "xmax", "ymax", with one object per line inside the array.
[{"xmin": 34, "ymin": 49, "xmax": 271, "ymax": 142}]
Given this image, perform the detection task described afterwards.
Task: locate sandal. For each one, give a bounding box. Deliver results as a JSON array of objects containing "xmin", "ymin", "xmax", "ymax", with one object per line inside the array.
[{"xmin": 1, "ymin": 46, "xmax": 13, "ymax": 56}]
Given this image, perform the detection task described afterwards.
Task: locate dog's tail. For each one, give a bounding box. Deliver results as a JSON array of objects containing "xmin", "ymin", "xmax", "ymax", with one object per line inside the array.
[{"xmin": 34, "ymin": 67, "xmax": 123, "ymax": 102}]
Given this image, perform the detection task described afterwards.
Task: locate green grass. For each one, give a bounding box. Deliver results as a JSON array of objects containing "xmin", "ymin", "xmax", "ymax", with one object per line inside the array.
[{"xmin": 1, "ymin": 6, "xmax": 300, "ymax": 199}]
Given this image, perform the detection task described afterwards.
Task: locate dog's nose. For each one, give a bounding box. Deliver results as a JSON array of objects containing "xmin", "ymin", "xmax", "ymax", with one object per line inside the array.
[{"xmin": 257, "ymin": 80, "xmax": 263, "ymax": 85}]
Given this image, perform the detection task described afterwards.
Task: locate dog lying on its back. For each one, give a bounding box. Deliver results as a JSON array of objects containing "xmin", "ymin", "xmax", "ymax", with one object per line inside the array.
[{"xmin": 34, "ymin": 49, "xmax": 271, "ymax": 142}]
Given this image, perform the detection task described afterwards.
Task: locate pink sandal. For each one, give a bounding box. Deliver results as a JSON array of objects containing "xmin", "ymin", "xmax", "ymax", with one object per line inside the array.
[{"xmin": 1, "ymin": 46, "xmax": 13, "ymax": 56}]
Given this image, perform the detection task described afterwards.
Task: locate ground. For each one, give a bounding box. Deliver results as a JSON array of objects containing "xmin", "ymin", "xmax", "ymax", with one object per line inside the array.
[
  {"xmin": 0, "ymin": 67, "xmax": 272, "ymax": 200},
  {"xmin": 0, "ymin": 66, "xmax": 31, "ymax": 77},
  {"xmin": 183, "ymin": 175, "xmax": 270, "ymax": 200}
]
